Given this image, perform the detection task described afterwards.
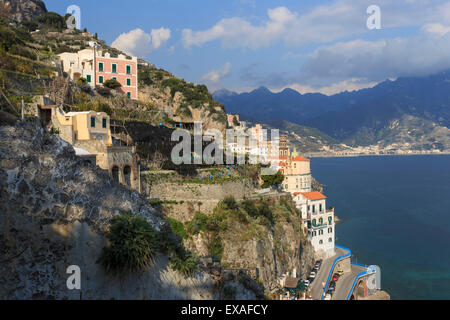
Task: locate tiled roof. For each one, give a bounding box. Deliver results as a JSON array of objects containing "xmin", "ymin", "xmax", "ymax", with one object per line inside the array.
[
  {"xmin": 292, "ymin": 156, "xmax": 310, "ymax": 162},
  {"xmin": 300, "ymin": 191, "xmax": 327, "ymax": 201}
]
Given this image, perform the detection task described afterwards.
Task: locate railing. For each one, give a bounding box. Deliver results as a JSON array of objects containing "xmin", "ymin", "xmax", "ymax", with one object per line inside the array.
[{"xmin": 320, "ymin": 244, "xmax": 351, "ymax": 300}]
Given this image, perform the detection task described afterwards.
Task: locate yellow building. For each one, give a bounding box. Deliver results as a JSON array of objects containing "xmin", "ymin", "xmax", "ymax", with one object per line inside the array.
[{"xmin": 53, "ymin": 108, "xmax": 112, "ymax": 146}]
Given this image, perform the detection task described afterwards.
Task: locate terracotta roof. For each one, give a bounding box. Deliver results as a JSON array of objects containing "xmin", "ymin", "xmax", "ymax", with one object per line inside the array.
[
  {"xmin": 300, "ymin": 191, "xmax": 327, "ymax": 201},
  {"xmin": 291, "ymin": 156, "xmax": 310, "ymax": 162},
  {"xmin": 293, "ymin": 192, "xmax": 301, "ymax": 196}
]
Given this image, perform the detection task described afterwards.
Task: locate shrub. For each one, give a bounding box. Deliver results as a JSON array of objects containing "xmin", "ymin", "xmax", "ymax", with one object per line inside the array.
[
  {"xmin": 167, "ymin": 217, "xmax": 188, "ymax": 239},
  {"xmin": 77, "ymin": 77, "xmax": 87, "ymax": 85},
  {"xmin": 261, "ymin": 170, "xmax": 284, "ymax": 188},
  {"xmin": 207, "ymin": 236, "xmax": 224, "ymax": 261},
  {"xmin": 222, "ymin": 195, "xmax": 238, "ymax": 211},
  {"xmin": 223, "ymin": 285, "xmax": 237, "ymax": 300},
  {"xmin": 170, "ymin": 250, "xmax": 199, "ymax": 276},
  {"xmin": 186, "ymin": 213, "xmax": 209, "ymax": 235},
  {"xmin": 98, "ymin": 213, "xmax": 160, "ymax": 274},
  {"xmin": 103, "ymin": 78, "xmax": 122, "ymax": 89},
  {"xmin": 241, "ymin": 199, "xmax": 258, "ymax": 218},
  {"xmin": 36, "ymin": 12, "xmax": 66, "ymax": 30}
]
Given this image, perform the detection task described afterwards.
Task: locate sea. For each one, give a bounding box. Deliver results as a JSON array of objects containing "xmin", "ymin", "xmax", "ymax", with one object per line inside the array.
[{"xmin": 310, "ymin": 155, "xmax": 450, "ymax": 300}]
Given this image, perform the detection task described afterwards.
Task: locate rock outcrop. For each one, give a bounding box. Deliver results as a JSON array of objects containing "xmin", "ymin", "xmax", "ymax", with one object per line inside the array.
[
  {"xmin": 0, "ymin": 121, "xmax": 254, "ymax": 299},
  {"xmin": 2, "ymin": 0, "xmax": 47, "ymax": 22}
]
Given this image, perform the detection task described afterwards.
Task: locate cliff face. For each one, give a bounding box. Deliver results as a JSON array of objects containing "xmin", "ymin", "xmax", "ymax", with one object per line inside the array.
[
  {"xmin": 0, "ymin": 121, "xmax": 254, "ymax": 299},
  {"xmin": 2, "ymin": 0, "xmax": 47, "ymax": 22}
]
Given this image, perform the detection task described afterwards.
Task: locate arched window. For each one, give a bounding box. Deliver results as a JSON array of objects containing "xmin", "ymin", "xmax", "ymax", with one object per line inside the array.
[
  {"xmin": 319, "ymin": 218, "xmax": 323, "ymax": 225},
  {"xmin": 312, "ymin": 219, "xmax": 317, "ymax": 227},
  {"xmin": 328, "ymin": 216, "xmax": 333, "ymax": 224},
  {"xmin": 123, "ymin": 165, "xmax": 132, "ymax": 186},
  {"xmin": 319, "ymin": 240, "xmax": 323, "ymax": 245},
  {"xmin": 328, "ymin": 238, "xmax": 332, "ymax": 242}
]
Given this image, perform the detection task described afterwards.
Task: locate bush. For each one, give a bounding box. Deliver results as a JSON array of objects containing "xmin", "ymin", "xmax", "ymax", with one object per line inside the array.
[
  {"xmin": 167, "ymin": 217, "xmax": 188, "ymax": 239},
  {"xmin": 170, "ymin": 250, "xmax": 199, "ymax": 276},
  {"xmin": 207, "ymin": 236, "xmax": 224, "ymax": 261},
  {"xmin": 261, "ymin": 170, "xmax": 285, "ymax": 188},
  {"xmin": 223, "ymin": 195, "xmax": 238, "ymax": 211},
  {"xmin": 223, "ymin": 285, "xmax": 237, "ymax": 300},
  {"xmin": 36, "ymin": 12, "xmax": 66, "ymax": 30},
  {"xmin": 103, "ymin": 78, "xmax": 122, "ymax": 89},
  {"xmin": 98, "ymin": 213, "xmax": 160, "ymax": 274},
  {"xmin": 77, "ymin": 77, "xmax": 87, "ymax": 85},
  {"xmin": 186, "ymin": 213, "xmax": 209, "ymax": 235}
]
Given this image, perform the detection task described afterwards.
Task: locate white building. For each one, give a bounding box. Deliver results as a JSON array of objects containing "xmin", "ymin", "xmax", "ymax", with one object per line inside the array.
[{"xmin": 293, "ymin": 191, "xmax": 335, "ymax": 258}]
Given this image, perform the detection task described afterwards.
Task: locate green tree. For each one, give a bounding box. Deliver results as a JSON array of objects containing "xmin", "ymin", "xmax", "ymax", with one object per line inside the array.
[
  {"xmin": 103, "ymin": 78, "xmax": 122, "ymax": 89},
  {"xmin": 261, "ymin": 170, "xmax": 285, "ymax": 188}
]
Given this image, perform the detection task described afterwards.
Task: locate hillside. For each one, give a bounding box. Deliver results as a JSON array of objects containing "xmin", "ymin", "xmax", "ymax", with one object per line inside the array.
[{"xmin": 214, "ymin": 71, "xmax": 450, "ymax": 152}]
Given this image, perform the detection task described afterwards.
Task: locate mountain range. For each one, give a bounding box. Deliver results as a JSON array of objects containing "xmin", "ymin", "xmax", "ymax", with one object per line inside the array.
[{"xmin": 213, "ymin": 71, "xmax": 450, "ymax": 152}]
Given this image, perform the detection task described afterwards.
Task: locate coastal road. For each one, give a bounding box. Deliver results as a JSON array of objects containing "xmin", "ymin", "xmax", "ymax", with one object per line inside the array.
[
  {"xmin": 332, "ymin": 264, "xmax": 368, "ymax": 300},
  {"xmin": 309, "ymin": 247, "xmax": 348, "ymax": 300}
]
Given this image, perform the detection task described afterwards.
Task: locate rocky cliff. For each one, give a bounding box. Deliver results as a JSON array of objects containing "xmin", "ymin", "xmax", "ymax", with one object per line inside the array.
[
  {"xmin": 0, "ymin": 121, "xmax": 255, "ymax": 299},
  {"xmin": 1, "ymin": 0, "xmax": 47, "ymax": 22}
]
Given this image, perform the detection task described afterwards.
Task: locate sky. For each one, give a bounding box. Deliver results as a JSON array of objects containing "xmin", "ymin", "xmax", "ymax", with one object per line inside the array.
[{"xmin": 44, "ymin": 0, "xmax": 450, "ymax": 95}]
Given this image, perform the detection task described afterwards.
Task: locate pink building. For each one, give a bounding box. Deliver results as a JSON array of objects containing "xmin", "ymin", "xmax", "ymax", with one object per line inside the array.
[{"xmin": 59, "ymin": 49, "xmax": 139, "ymax": 100}]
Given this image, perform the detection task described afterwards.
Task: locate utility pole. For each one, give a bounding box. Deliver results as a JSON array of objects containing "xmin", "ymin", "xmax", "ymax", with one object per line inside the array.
[{"xmin": 89, "ymin": 41, "xmax": 100, "ymax": 89}]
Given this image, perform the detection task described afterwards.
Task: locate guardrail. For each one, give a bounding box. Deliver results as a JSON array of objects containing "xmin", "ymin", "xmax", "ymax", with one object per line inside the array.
[
  {"xmin": 320, "ymin": 244, "xmax": 351, "ymax": 300},
  {"xmin": 345, "ymin": 264, "xmax": 377, "ymax": 300}
]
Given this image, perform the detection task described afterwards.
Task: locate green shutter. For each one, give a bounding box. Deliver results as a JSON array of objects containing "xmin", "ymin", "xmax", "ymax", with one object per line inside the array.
[
  {"xmin": 99, "ymin": 76, "xmax": 103, "ymax": 84},
  {"xmin": 102, "ymin": 118, "xmax": 107, "ymax": 128},
  {"xmin": 99, "ymin": 62, "xmax": 103, "ymax": 72},
  {"xmin": 91, "ymin": 116, "xmax": 95, "ymax": 128},
  {"xmin": 127, "ymin": 92, "xmax": 131, "ymax": 98},
  {"xmin": 126, "ymin": 65, "xmax": 131, "ymax": 74},
  {"xmin": 86, "ymin": 75, "xmax": 91, "ymax": 83},
  {"xmin": 112, "ymin": 64, "xmax": 117, "ymax": 73},
  {"xmin": 127, "ymin": 78, "xmax": 131, "ymax": 86}
]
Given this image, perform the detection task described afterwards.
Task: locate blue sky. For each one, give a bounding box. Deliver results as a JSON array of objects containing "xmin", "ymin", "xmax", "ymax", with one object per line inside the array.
[{"xmin": 44, "ymin": 0, "xmax": 450, "ymax": 95}]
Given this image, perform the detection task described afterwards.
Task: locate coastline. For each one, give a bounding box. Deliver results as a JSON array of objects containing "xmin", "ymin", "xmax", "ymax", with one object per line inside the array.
[{"xmin": 304, "ymin": 151, "xmax": 450, "ymax": 158}]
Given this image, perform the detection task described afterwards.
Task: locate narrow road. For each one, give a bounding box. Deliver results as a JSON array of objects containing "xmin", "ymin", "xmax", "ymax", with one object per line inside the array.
[
  {"xmin": 309, "ymin": 247, "xmax": 348, "ymax": 300},
  {"xmin": 332, "ymin": 264, "xmax": 367, "ymax": 300}
]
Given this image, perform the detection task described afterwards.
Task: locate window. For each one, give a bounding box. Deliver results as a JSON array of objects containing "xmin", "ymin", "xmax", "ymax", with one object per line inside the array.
[
  {"xmin": 126, "ymin": 65, "xmax": 131, "ymax": 75},
  {"xmin": 99, "ymin": 76, "xmax": 104, "ymax": 84},
  {"xmin": 319, "ymin": 218, "xmax": 323, "ymax": 225},
  {"xmin": 312, "ymin": 219, "xmax": 316, "ymax": 227},
  {"xmin": 329, "ymin": 238, "xmax": 333, "ymax": 243},
  {"xmin": 102, "ymin": 118, "xmax": 107, "ymax": 128},
  {"xmin": 91, "ymin": 116, "xmax": 95, "ymax": 128},
  {"xmin": 98, "ymin": 62, "xmax": 104, "ymax": 72},
  {"xmin": 112, "ymin": 63, "xmax": 117, "ymax": 73},
  {"xmin": 126, "ymin": 78, "xmax": 131, "ymax": 86},
  {"xmin": 328, "ymin": 227, "xmax": 333, "ymax": 233},
  {"xmin": 319, "ymin": 240, "xmax": 323, "ymax": 245},
  {"xmin": 319, "ymin": 204, "xmax": 323, "ymax": 212},
  {"xmin": 112, "ymin": 77, "xmax": 117, "ymax": 81},
  {"xmin": 328, "ymin": 216, "xmax": 333, "ymax": 224},
  {"xmin": 127, "ymin": 92, "xmax": 131, "ymax": 99},
  {"xmin": 86, "ymin": 75, "xmax": 91, "ymax": 83}
]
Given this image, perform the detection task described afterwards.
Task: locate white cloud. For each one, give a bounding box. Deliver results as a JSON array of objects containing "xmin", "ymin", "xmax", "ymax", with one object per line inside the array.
[
  {"xmin": 275, "ymin": 79, "xmax": 379, "ymax": 96},
  {"xmin": 111, "ymin": 27, "xmax": 171, "ymax": 57},
  {"xmin": 201, "ymin": 62, "xmax": 232, "ymax": 83},
  {"xmin": 181, "ymin": 0, "xmax": 450, "ymax": 50},
  {"xmin": 421, "ymin": 23, "xmax": 450, "ymax": 36}
]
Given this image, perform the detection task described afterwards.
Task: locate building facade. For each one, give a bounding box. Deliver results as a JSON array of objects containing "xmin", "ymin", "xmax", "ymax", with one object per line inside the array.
[
  {"xmin": 49, "ymin": 106, "xmax": 140, "ymax": 191},
  {"xmin": 58, "ymin": 49, "xmax": 138, "ymax": 100}
]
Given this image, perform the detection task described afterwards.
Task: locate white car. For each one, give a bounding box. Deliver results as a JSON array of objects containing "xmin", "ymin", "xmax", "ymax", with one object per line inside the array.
[
  {"xmin": 324, "ymin": 293, "xmax": 332, "ymax": 300},
  {"xmin": 309, "ymin": 271, "xmax": 316, "ymax": 279}
]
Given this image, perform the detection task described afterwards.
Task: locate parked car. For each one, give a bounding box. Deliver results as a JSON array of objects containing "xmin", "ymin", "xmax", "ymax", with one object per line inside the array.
[
  {"xmin": 336, "ymin": 269, "xmax": 344, "ymax": 276},
  {"xmin": 324, "ymin": 293, "xmax": 332, "ymax": 300},
  {"xmin": 328, "ymin": 280, "xmax": 336, "ymax": 291},
  {"xmin": 309, "ymin": 271, "xmax": 316, "ymax": 279},
  {"xmin": 326, "ymin": 288, "xmax": 334, "ymax": 296},
  {"xmin": 332, "ymin": 273, "xmax": 341, "ymax": 281},
  {"xmin": 314, "ymin": 260, "xmax": 323, "ymax": 270},
  {"xmin": 303, "ymin": 279, "xmax": 310, "ymax": 289}
]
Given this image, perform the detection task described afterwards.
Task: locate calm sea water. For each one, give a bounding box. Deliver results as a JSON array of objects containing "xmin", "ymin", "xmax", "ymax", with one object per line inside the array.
[{"xmin": 311, "ymin": 155, "xmax": 450, "ymax": 300}]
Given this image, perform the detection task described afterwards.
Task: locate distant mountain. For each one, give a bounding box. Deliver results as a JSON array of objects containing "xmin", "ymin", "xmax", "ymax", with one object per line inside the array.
[
  {"xmin": 213, "ymin": 86, "xmax": 341, "ymax": 123},
  {"xmin": 214, "ymin": 70, "xmax": 450, "ymax": 151}
]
